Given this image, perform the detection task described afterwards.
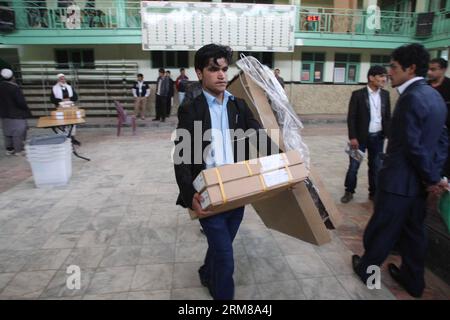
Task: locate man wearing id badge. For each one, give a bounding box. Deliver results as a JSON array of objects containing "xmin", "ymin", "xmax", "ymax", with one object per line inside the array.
[{"xmin": 341, "ymin": 65, "xmax": 391, "ymax": 203}]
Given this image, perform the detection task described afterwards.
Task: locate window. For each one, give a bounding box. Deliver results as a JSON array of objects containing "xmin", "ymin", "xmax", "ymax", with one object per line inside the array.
[
  {"xmin": 55, "ymin": 49, "xmax": 95, "ymax": 69},
  {"xmin": 370, "ymin": 54, "xmax": 390, "ymax": 67},
  {"xmin": 238, "ymin": 52, "xmax": 273, "ymax": 68},
  {"xmin": 151, "ymin": 51, "xmax": 189, "ymax": 68},
  {"xmin": 334, "ymin": 53, "xmax": 360, "ymax": 83},
  {"xmin": 301, "ymin": 52, "xmax": 325, "ymax": 83}
]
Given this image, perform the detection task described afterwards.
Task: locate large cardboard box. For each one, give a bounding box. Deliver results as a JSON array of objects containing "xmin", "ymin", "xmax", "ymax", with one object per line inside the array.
[
  {"xmin": 189, "ymin": 155, "xmax": 308, "ymax": 219},
  {"xmin": 193, "ymin": 150, "xmax": 303, "ymax": 192},
  {"xmin": 228, "ymin": 72, "xmax": 342, "ymax": 245}
]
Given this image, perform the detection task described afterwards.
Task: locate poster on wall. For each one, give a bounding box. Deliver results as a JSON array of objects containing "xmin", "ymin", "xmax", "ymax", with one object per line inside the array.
[
  {"xmin": 141, "ymin": 1, "xmax": 296, "ymax": 52},
  {"xmin": 301, "ymin": 70, "xmax": 310, "ymax": 81},
  {"xmin": 334, "ymin": 67, "xmax": 346, "ymax": 83}
]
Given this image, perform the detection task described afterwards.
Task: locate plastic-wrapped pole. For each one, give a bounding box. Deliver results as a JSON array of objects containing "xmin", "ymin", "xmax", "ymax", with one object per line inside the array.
[{"xmin": 236, "ymin": 55, "xmax": 310, "ymax": 169}]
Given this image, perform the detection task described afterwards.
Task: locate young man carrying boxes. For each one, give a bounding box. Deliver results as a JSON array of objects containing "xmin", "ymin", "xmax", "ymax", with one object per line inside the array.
[{"xmin": 173, "ymin": 44, "xmax": 277, "ymax": 300}]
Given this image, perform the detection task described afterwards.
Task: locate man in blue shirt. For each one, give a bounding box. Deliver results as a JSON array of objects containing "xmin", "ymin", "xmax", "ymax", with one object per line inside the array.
[{"xmin": 174, "ymin": 44, "xmax": 274, "ymax": 300}]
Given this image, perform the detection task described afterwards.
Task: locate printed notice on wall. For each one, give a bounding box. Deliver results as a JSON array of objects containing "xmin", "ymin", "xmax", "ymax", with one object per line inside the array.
[{"xmin": 141, "ymin": 1, "xmax": 296, "ymax": 52}]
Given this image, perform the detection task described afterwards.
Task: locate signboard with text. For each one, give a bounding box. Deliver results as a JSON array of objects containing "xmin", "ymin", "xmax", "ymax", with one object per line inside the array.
[{"xmin": 141, "ymin": 1, "xmax": 296, "ymax": 52}]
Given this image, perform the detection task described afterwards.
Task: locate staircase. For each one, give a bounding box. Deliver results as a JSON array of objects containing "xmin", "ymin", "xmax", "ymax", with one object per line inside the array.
[{"xmin": 12, "ymin": 62, "xmax": 140, "ymax": 117}]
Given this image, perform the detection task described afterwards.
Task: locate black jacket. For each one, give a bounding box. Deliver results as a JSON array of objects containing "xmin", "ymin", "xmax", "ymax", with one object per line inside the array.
[
  {"xmin": 167, "ymin": 78, "xmax": 174, "ymax": 98},
  {"xmin": 174, "ymin": 93, "xmax": 276, "ymax": 209},
  {"xmin": 347, "ymin": 87, "xmax": 391, "ymax": 144},
  {"xmin": 0, "ymin": 81, "xmax": 32, "ymax": 119}
]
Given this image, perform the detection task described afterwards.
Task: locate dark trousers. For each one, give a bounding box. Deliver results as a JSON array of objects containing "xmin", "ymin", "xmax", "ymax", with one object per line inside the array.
[
  {"xmin": 2, "ymin": 118, "xmax": 28, "ymax": 152},
  {"xmin": 344, "ymin": 132, "xmax": 384, "ymax": 195},
  {"xmin": 356, "ymin": 190, "xmax": 427, "ymax": 296},
  {"xmin": 166, "ymin": 96, "xmax": 173, "ymax": 117},
  {"xmin": 198, "ymin": 207, "xmax": 244, "ymax": 300},
  {"xmin": 155, "ymin": 95, "xmax": 167, "ymax": 120}
]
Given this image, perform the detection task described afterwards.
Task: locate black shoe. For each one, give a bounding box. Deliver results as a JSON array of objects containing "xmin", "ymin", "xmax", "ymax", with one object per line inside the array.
[
  {"xmin": 352, "ymin": 254, "xmax": 361, "ymax": 274},
  {"xmin": 340, "ymin": 191, "xmax": 353, "ymax": 203},
  {"xmin": 388, "ymin": 263, "xmax": 423, "ymax": 298},
  {"xmin": 152, "ymin": 118, "xmax": 160, "ymax": 121},
  {"xmin": 198, "ymin": 268, "xmax": 214, "ymax": 297}
]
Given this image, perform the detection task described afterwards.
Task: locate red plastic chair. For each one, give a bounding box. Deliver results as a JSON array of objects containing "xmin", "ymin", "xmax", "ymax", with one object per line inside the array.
[{"xmin": 114, "ymin": 101, "xmax": 136, "ymax": 136}]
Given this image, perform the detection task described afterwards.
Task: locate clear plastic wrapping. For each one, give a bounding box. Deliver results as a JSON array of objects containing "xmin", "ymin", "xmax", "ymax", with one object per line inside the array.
[{"xmin": 236, "ymin": 55, "xmax": 311, "ymax": 169}]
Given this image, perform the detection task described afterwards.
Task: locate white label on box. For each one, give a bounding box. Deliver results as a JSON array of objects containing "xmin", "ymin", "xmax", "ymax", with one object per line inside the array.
[
  {"xmin": 193, "ymin": 173, "xmax": 206, "ymax": 192},
  {"xmin": 200, "ymin": 190, "xmax": 211, "ymax": 209},
  {"xmin": 262, "ymin": 168, "xmax": 289, "ymax": 188},
  {"xmin": 259, "ymin": 154, "xmax": 286, "ymax": 172}
]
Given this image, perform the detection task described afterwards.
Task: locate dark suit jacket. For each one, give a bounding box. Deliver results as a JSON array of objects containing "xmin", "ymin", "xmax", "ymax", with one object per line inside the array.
[
  {"xmin": 378, "ymin": 79, "xmax": 448, "ymax": 197},
  {"xmin": 174, "ymin": 93, "xmax": 275, "ymax": 209},
  {"xmin": 156, "ymin": 76, "xmax": 170, "ymax": 97},
  {"xmin": 347, "ymin": 87, "xmax": 391, "ymax": 144},
  {"xmin": 0, "ymin": 81, "xmax": 32, "ymax": 119}
]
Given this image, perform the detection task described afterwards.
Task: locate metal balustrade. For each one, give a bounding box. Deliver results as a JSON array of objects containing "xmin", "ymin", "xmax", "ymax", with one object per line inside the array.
[{"xmin": 1, "ymin": 1, "xmax": 447, "ymax": 38}]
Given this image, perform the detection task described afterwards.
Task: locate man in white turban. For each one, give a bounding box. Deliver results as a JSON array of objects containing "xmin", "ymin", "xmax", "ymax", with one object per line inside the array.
[
  {"xmin": 0, "ymin": 69, "xmax": 32, "ymax": 156},
  {"xmin": 50, "ymin": 73, "xmax": 81, "ymax": 145},
  {"xmin": 50, "ymin": 73, "xmax": 78, "ymax": 106}
]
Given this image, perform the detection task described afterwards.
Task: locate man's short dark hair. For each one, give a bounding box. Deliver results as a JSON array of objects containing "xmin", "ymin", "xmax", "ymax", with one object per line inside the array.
[
  {"xmin": 194, "ymin": 44, "xmax": 233, "ymax": 71},
  {"xmin": 391, "ymin": 43, "xmax": 430, "ymax": 77},
  {"xmin": 430, "ymin": 57, "xmax": 448, "ymax": 69},
  {"xmin": 166, "ymin": 70, "xmax": 171, "ymax": 75},
  {"xmin": 367, "ymin": 65, "xmax": 387, "ymax": 81},
  {"xmin": 180, "ymin": 68, "xmax": 185, "ymax": 72},
  {"xmin": 158, "ymin": 68, "xmax": 165, "ymax": 74},
  {"xmin": 137, "ymin": 73, "xmax": 143, "ymax": 78}
]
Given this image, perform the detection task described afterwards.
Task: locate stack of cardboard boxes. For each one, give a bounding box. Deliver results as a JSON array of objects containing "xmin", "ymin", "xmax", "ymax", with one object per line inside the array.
[
  {"xmin": 50, "ymin": 107, "xmax": 85, "ymax": 120},
  {"xmin": 189, "ymin": 150, "xmax": 309, "ymax": 218}
]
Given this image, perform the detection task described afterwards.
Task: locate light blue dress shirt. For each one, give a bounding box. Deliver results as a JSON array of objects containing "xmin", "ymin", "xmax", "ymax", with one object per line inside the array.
[{"xmin": 203, "ymin": 90, "xmax": 235, "ymax": 168}]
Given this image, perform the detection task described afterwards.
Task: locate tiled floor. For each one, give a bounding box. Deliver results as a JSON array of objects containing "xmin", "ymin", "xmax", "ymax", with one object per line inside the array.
[{"xmin": 0, "ymin": 118, "xmax": 448, "ymax": 300}]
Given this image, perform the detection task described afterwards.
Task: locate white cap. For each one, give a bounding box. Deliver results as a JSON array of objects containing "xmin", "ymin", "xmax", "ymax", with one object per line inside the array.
[
  {"xmin": 1, "ymin": 68, "xmax": 13, "ymax": 80},
  {"xmin": 57, "ymin": 73, "xmax": 65, "ymax": 79}
]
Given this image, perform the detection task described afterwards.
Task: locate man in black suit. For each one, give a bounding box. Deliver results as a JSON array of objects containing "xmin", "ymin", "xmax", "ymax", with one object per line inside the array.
[
  {"xmin": 165, "ymin": 70, "xmax": 175, "ymax": 117},
  {"xmin": 428, "ymin": 58, "xmax": 450, "ymax": 178},
  {"xmin": 352, "ymin": 43, "xmax": 448, "ymax": 298},
  {"xmin": 153, "ymin": 68, "xmax": 169, "ymax": 122},
  {"xmin": 341, "ymin": 65, "xmax": 391, "ymax": 203},
  {"xmin": 173, "ymin": 44, "xmax": 274, "ymax": 300}
]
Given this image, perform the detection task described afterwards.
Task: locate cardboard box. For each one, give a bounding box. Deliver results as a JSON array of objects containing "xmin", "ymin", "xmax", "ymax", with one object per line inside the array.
[
  {"xmin": 228, "ymin": 72, "xmax": 343, "ymax": 245},
  {"xmin": 189, "ymin": 163, "xmax": 308, "ymax": 219},
  {"xmin": 193, "ymin": 150, "xmax": 303, "ymax": 192},
  {"xmin": 51, "ymin": 107, "xmax": 85, "ymax": 120}
]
